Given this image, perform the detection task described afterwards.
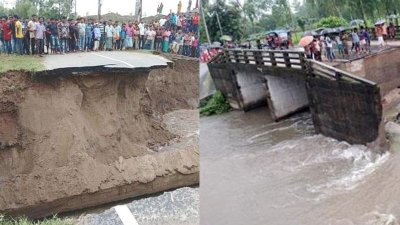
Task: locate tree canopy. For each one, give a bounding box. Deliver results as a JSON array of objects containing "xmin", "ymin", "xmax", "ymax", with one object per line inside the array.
[
  {"xmin": 202, "ymin": 0, "xmax": 400, "ymax": 43},
  {"xmin": 0, "ymin": 0, "xmax": 76, "ymax": 19}
]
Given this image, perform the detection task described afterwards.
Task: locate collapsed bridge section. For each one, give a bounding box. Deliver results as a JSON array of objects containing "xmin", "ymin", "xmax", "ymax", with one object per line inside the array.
[
  {"xmin": 0, "ymin": 53, "xmax": 199, "ymax": 218},
  {"xmin": 208, "ymin": 49, "xmax": 383, "ymax": 145}
]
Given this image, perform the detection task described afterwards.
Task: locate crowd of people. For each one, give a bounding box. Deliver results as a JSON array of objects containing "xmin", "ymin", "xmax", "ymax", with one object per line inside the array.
[
  {"xmin": 303, "ymin": 23, "xmax": 394, "ymax": 62},
  {"xmin": 0, "ymin": 11, "xmax": 200, "ymax": 58}
]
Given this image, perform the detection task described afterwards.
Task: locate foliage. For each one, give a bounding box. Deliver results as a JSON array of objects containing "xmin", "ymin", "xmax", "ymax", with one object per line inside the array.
[
  {"xmin": 297, "ymin": 19, "xmax": 306, "ymax": 32},
  {"xmin": 0, "ymin": 0, "xmax": 76, "ymax": 19},
  {"xmin": 201, "ymin": 0, "xmax": 244, "ymax": 43},
  {"xmin": 202, "ymin": 0, "xmax": 400, "ymax": 43},
  {"xmin": 200, "ymin": 91, "xmax": 231, "ymax": 116},
  {"xmin": 315, "ymin": 16, "xmax": 347, "ymax": 28},
  {"xmin": 0, "ymin": 215, "xmax": 75, "ymax": 225}
]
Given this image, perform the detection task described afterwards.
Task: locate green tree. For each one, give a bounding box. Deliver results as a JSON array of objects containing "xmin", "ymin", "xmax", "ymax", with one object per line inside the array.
[{"xmin": 202, "ymin": 0, "xmax": 244, "ymax": 43}]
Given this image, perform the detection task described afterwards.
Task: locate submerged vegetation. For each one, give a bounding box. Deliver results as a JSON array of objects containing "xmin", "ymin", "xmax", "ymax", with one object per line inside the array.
[{"xmin": 200, "ymin": 91, "xmax": 231, "ymax": 116}]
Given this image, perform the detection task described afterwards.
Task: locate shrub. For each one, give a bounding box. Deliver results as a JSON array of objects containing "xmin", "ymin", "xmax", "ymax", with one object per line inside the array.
[
  {"xmin": 200, "ymin": 91, "xmax": 231, "ymax": 116},
  {"xmin": 316, "ymin": 16, "xmax": 347, "ymax": 28}
]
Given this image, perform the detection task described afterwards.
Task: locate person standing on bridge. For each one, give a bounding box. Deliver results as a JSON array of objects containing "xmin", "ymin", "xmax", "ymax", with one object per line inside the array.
[{"xmin": 375, "ymin": 24, "xmax": 385, "ymax": 49}]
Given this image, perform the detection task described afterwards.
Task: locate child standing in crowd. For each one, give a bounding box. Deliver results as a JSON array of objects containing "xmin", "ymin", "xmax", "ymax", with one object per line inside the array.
[{"xmin": 120, "ymin": 23, "xmax": 127, "ymax": 50}]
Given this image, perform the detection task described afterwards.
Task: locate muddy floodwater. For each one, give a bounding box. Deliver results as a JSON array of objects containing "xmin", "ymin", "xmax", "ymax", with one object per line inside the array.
[{"xmin": 200, "ymin": 107, "xmax": 400, "ymax": 225}]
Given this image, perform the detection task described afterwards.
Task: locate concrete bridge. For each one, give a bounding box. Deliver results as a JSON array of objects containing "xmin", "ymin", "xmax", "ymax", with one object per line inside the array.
[{"xmin": 208, "ymin": 48, "xmax": 385, "ymax": 145}]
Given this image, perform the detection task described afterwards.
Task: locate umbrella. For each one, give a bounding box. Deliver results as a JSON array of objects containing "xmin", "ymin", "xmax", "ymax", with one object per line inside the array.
[
  {"xmin": 319, "ymin": 28, "xmax": 334, "ymax": 35},
  {"xmin": 302, "ymin": 31, "xmax": 318, "ymax": 37},
  {"xmin": 333, "ymin": 27, "xmax": 346, "ymax": 33},
  {"xmin": 299, "ymin": 36, "xmax": 314, "ymax": 47},
  {"xmin": 220, "ymin": 35, "xmax": 232, "ymax": 42},
  {"xmin": 375, "ymin": 19, "xmax": 386, "ymax": 26},
  {"xmin": 349, "ymin": 19, "xmax": 364, "ymax": 27}
]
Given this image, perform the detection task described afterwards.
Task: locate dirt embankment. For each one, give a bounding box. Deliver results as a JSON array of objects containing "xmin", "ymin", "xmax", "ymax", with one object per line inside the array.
[{"xmin": 0, "ymin": 59, "xmax": 199, "ymax": 218}]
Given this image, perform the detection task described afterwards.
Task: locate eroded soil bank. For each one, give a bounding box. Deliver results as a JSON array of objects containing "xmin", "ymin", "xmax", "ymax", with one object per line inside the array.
[{"xmin": 0, "ymin": 58, "xmax": 199, "ymax": 218}]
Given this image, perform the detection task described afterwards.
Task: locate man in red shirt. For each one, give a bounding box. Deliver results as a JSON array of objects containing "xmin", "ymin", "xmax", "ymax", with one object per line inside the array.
[
  {"xmin": 191, "ymin": 12, "xmax": 200, "ymax": 34},
  {"xmin": 2, "ymin": 17, "xmax": 12, "ymax": 54}
]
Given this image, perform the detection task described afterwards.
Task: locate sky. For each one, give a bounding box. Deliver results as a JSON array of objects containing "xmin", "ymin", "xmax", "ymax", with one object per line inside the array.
[{"xmin": 2, "ymin": 0, "xmax": 196, "ymax": 17}]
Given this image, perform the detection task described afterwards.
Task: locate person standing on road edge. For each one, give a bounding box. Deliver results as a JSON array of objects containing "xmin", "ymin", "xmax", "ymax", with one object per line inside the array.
[
  {"xmin": 93, "ymin": 23, "xmax": 101, "ymax": 51},
  {"xmin": 35, "ymin": 17, "xmax": 46, "ymax": 56},
  {"xmin": 14, "ymin": 15, "xmax": 23, "ymax": 55},
  {"xmin": 47, "ymin": 18, "xmax": 60, "ymax": 54},
  {"xmin": 58, "ymin": 16, "xmax": 69, "ymax": 54},
  {"xmin": 2, "ymin": 17, "xmax": 12, "ymax": 54},
  {"xmin": 77, "ymin": 18, "xmax": 86, "ymax": 51},
  {"xmin": 138, "ymin": 20, "xmax": 145, "ymax": 49},
  {"xmin": 85, "ymin": 19, "xmax": 93, "ymax": 51},
  {"xmin": 27, "ymin": 14, "xmax": 37, "ymax": 55},
  {"xmin": 105, "ymin": 20, "xmax": 114, "ymax": 51}
]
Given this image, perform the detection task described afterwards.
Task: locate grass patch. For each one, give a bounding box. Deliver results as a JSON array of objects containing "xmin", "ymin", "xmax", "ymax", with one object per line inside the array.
[
  {"xmin": 0, "ymin": 55, "xmax": 44, "ymax": 73},
  {"xmin": 0, "ymin": 215, "xmax": 75, "ymax": 225},
  {"xmin": 200, "ymin": 91, "xmax": 231, "ymax": 116}
]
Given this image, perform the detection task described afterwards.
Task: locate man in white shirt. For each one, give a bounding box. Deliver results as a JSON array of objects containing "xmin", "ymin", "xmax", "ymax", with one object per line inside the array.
[
  {"xmin": 159, "ymin": 18, "xmax": 167, "ymax": 27},
  {"xmin": 138, "ymin": 21, "xmax": 145, "ymax": 49},
  {"xmin": 27, "ymin": 14, "xmax": 37, "ymax": 54},
  {"xmin": 35, "ymin": 17, "xmax": 46, "ymax": 56}
]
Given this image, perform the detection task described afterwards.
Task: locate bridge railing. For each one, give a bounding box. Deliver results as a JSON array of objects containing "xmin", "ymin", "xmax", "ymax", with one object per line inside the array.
[
  {"xmin": 209, "ymin": 48, "xmax": 377, "ymax": 86},
  {"xmin": 217, "ymin": 49, "xmax": 307, "ymax": 70},
  {"xmin": 309, "ymin": 60, "xmax": 377, "ymax": 86}
]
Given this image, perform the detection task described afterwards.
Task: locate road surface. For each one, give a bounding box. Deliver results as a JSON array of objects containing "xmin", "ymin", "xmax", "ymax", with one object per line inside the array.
[
  {"xmin": 78, "ymin": 187, "xmax": 199, "ymax": 225},
  {"xmin": 42, "ymin": 51, "xmax": 172, "ymax": 70}
]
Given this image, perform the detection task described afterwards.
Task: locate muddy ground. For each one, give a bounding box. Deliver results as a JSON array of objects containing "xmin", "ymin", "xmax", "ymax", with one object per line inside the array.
[{"xmin": 0, "ymin": 58, "xmax": 199, "ymax": 218}]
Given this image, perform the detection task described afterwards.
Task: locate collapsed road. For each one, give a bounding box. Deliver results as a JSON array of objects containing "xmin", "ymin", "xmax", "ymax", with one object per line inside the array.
[{"xmin": 0, "ymin": 51, "xmax": 199, "ymax": 219}]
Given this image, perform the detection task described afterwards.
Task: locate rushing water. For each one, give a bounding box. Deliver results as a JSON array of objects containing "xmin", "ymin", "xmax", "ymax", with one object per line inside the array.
[{"xmin": 200, "ymin": 107, "xmax": 400, "ymax": 225}]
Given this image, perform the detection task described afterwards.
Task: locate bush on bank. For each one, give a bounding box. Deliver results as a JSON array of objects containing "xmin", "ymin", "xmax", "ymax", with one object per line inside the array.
[{"xmin": 200, "ymin": 91, "xmax": 231, "ymax": 116}]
